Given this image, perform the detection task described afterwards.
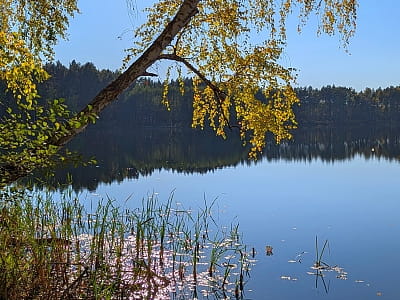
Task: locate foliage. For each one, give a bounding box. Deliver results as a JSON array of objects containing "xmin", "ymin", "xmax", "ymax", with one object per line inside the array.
[
  {"xmin": 1, "ymin": 0, "xmax": 358, "ymax": 185},
  {"xmin": 126, "ymin": 0, "xmax": 357, "ymax": 156},
  {"xmin": 18, "ymin": 63, "xmax": 399, "ymax": 129},
  {"xmin": 5, "ymin": 61, "xmax": 400, "ymax": 190},
  {"xmin": 0, "ymin": 1, "xmax": 79, "ymax": 185},
  {"xmin": 0, "ymin": 0, "xmax": 79, "ymax": 59}
]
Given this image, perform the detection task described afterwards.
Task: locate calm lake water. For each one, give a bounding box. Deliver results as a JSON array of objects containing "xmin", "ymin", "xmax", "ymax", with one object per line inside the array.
[{"xmin": 50, "ymin": 126, "xmax": 400, "ymax": 299}]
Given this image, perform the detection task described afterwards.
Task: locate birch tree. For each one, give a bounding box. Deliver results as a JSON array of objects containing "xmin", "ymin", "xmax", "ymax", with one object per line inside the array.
[{"xmin": 0, "ymin": 0, "xmax": 358, "ymax": 186}]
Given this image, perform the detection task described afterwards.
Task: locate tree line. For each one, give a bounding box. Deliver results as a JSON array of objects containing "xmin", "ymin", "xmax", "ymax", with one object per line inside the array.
[
  {"xmin": 0, "ymin": 0, "xmax": 360, "ymax": 186},
  {"xmin": 2, "ymin": 61, "xmax": 398, "ymax": 129}
]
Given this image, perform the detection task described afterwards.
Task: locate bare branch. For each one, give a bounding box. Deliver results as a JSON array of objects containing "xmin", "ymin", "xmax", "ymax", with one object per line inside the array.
[{"xmin": 141, "ymin": 72, "xmax": 158, "ymax": 77}]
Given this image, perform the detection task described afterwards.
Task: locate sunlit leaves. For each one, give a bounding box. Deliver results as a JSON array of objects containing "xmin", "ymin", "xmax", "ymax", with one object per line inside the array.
[
  {"xmin": 162, "ymin": 67, "xmax": 172, "ymax": 111},
  {"xmin": 0, "ymin": 32, "xmax": 48, "ymax": 109},
  {"xmin": 0, "ymin": 96, "xmax": 72, "ymax": 185},
  {"xmin": 125, "ymin": 0, "xmax": 357, "ymax": 157},
  {"xmin": 0, "ymin": 0, "xmax": 79, "ymax": 59},
  {"xmin": 0, "ymin": 0, "xmax": 79, "ymax": 184},
  {"xmin": 1, "ymin": 0, "xmax": 358, "ymax": 185}
]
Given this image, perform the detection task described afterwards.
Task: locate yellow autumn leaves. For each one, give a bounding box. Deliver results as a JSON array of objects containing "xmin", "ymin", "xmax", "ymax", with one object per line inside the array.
[
  {"xmin": 1, "ymin": 0, "xmax": 79, "ymax": 109},
  {"xmin": 0, "ymin": 32, "xmax": 48, "ymax": 111},
  {"xmin": 1, "ymin": 1, "xmax": 79, "ymax": 182},
  {"xmin": 0, "ymin": 0, "xmax": 79, "ymax": 59},
  {"xmin": 0, "ymin": 0, "xmax": 358, "ymax": 175},
  {"xmin": 124, "ymin": 0, "xmax": 357, "ymax": 157}
]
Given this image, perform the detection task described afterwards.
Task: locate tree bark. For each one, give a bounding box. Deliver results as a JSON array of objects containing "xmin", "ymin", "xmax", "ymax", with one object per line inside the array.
[
  {"xmin": 52, "ymin": 0, "xmax": 199, "ymax": 147},
  {"xmin": 1, "ymin": 0, "xmax": 200, "ymax": 186}
]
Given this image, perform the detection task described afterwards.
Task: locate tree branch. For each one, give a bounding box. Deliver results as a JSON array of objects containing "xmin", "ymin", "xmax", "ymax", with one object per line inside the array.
[
  {"xmin": 141, "ymin": 72, "xmax": 158, "ymax": 77},
  {"xmin": 51, "ymin": 0, "xmax": 199, "ymax": 147},
  {"xmin": 2, "ymin": 0, "xmax": 200, "ymax": 186},
  {"xmin": 158, "ymin": 53, "xmax": 240, "ymax": 130}
]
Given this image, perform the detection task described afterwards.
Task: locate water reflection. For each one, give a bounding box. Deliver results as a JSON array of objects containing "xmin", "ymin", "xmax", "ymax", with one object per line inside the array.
[
  {"xmin": 1, "ymin": 188, "xmax": 253, "ymax": 299},
  {"xmin": 27, "ymin": 124, "xmax": 400, "ymax": 299},
  {"xmin": 43, "ymin": 125, "xmax": 400, "ymax": 191}
]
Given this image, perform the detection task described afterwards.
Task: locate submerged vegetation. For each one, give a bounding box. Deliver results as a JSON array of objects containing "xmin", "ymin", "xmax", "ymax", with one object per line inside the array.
[{"xmin": 0, "ymin": 188, "xmax": 252, "ymax": 299}]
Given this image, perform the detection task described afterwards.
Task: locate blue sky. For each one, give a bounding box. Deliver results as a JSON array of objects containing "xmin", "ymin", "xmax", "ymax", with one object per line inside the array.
[{"xmin": 55, "ymin": 1, "xmax": 399, "ymax": 91}]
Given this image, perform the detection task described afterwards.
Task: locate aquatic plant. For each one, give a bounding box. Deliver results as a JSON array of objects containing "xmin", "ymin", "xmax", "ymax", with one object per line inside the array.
[
  {"xmin": 0, "ymin": 187, "xmax": 252, "ymax": 299},
  {"xmin": 307, "ymin": 236, "xmax": 348, "ymax": 293},
  {"xmin": 314, "ymin": 236, "xmax": 329, "ymax": 269}
]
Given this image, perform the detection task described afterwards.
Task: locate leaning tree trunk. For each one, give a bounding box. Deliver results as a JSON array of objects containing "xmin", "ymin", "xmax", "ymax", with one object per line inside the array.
[
  {"xmin": 1, "ymin": 0, "xmax": 200, "ymax": 186},
  {"xmin": 53, "ymin": 0, "xmax": 199, "ymax": 147}
]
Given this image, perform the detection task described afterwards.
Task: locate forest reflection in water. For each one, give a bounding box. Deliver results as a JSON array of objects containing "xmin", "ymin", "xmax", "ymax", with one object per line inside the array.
[
  {"xmin": 30, "ymin": 124, "xmax": 400, "ymax": 299},
  {"xmin": 43, "ymin": 124, "xmax": 400, "ymax": 191}
]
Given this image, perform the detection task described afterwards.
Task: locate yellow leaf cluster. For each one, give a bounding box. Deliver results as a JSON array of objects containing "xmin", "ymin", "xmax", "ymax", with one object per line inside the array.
[
  {"xmin": 0, "ymin": 32, "xmax": 48, "ymax": 110},
  {"xmin": 0, "ymin": 0, "xmax": 79, "ymax": 59},
  {"xmin": 125, "ymin": 0, "xmax": 357, "ymax": 157},
  {"xmin": 0, "ymin": 1, "xmax": 78, "ymax": 181}
]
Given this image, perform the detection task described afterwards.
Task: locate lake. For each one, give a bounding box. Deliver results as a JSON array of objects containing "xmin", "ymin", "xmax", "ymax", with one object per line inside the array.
[{"xmin": 48, "ymin": 125, "xmax": 400, "ymax": 299}]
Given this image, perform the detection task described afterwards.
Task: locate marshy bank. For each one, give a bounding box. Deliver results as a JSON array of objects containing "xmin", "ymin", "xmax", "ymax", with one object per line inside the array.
[{"xmin": 0, "ymin": 188, "xmax": 253, "ymax": 299}]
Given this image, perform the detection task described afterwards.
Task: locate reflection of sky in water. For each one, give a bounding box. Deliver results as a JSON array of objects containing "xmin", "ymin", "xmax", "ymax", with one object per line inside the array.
[{"xmin": 84, "ymin": 155, "xmax": 399, "ymax": 299}]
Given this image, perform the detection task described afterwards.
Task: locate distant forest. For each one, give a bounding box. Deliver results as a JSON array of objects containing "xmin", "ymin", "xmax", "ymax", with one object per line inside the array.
[
  {"xmin": 2, "ymin": 61, "xmax": 400, "ymax": 128},
  {"xmin": 3, "ymin": 61, "xmax": 398, "ymax": 190}
]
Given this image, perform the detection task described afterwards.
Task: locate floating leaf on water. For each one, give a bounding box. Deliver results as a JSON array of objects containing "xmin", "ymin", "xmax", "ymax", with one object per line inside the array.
[
  {"xmin": 296, "ymin": 251, "xmax": 307, "ymax": 258},
  {"xmin": 307, "ymin": 272, "xmax": 316, "ymax": 275},
  {"xmin": 224, "ymin": 255, "xmax": 236, "ymax": 260},
  {"xmin": 222, "ymin": 262, "xmax": 237, "ymax": 268},
  {"xmin": 265, "ymin": 245, "xmax": 273, "ymax": 256}
]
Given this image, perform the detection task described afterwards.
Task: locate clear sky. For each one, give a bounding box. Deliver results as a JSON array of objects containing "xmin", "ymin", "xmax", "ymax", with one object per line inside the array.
[{"xmin": 55, "ymin": 0, "xmax": 400, "ymax": 91}]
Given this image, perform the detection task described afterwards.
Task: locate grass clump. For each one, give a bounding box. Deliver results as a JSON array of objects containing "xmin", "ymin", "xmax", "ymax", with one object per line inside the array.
[{"xmin": 0, "ymin": 188, "xmax": 251, "ymax": 299}]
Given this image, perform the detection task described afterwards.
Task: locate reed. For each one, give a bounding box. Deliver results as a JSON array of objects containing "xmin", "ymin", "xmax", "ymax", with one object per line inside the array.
[
  {"xmin": 314, "ymin": 235, "xmax": 330, "ymax": 269},
  {"xmin": 0, "ymin": 187, "xmax": 251, "ymax": 299},
  {"xmin": 311, "ymin": 236, "xmax": 331, "ymax": 293}
]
